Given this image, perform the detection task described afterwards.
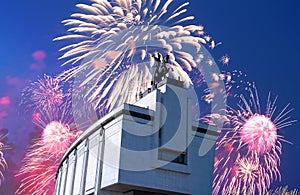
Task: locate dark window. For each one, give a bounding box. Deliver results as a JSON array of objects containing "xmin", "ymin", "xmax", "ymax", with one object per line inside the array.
[
  {"xmin": 158, "ymin": 149, "xmax": 187, "ymax": 165},
  {"xmin": 124, "ymin": 190, "xmax": 166, "ymax": 195}
]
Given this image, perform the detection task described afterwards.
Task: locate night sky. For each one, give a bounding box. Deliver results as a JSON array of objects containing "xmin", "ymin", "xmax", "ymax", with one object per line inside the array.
[{"xmin": 0, "ymin": 0, "xmax": 299, "ymax": 194}]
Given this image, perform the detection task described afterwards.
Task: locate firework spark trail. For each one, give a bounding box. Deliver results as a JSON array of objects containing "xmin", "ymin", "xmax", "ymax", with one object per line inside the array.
[
  {"xmin": 267, "ymin": 186, "xmax": 300, "ymax": 195},
  {"xmin": 229, "ymin": 157, "xmax": 262, "ymax": 194},
  {"xmin": 15, "ymin": 116, "xmax": 82, "ymax": 195},
  {"xmin": 20, "ymin": 75, "xmax": 88, "ymax": 130},
  {"xmin": 21, "ymin": 75, "xmax": 64, "ymax": 113},
  {"xmin": 15, "ymin": 125, "xmax": 80, "ymax": 195},
  {"xmin": 0, "ymin": 130, "xmax": 10, "ymax": 187},
  {"xmin": 212, "ymin": 85, "xmax": 296, "ymax": 195},
  {"xmin": 54, "ymin": 0, "xmax": 224, "ymax": 116},
  {"xmin": 17, "ymin": 76, "xmax": 82, "ymax": 194}
]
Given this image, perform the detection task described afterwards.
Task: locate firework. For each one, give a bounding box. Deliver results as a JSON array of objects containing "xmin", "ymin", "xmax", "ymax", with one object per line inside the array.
[
  {"xmin": 220, "ymin": 54, "xmax": 230, "ymax": 65},
  {"xmin": 16, "ymin": 113, "xmax": 81, "ymax": 195},
  {"xmin": 15, "ymin": 126, "xmax": 80, "ymax": 195},
  {"xmin": 240, "ymin": 114, "xmax": 277, "ymax": 154},
  {"xmin": 213, "ymin": 85, "xmax": 296, "ymax": 195},
  {"xmin": 16, "ymin": 77, "xmax": 82, "ymax": 195},
  {"xmin": 0, "ymin": 129, "xmax": 10, "ymax": 187},
  {"xmin": 21, "ymin": 75, "xmax": 64, "ymax": 112},
  {"xmin": 267, "ymin": 186, "xmax": 300, "ymax": 195},
  {"xmin": 229, "ymin": 157, "xmax": 262, "ymax": 194},
  {"xmin": 41, "ymin": 121, "xmax": 80, "ymax": 155},
  {"xmin": 54, "ymin": 0, "xmax": 223, "ymax": 115}
]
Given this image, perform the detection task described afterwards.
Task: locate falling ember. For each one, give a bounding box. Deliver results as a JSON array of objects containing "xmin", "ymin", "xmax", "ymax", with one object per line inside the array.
[
  {"xmin": 32, "ymin": 50, "xmax": 46, "ymax": 61},
  {"xmin": 230, "ymin": 166, "xmax": 239, "ymax": 177},
  {"xmin": 106, "ymin": 51, "xmax": 122, "ymax": 59},
  {"xmin": 93, "ymin": 58, "xmax": 107, "ymax": 69},
  {"xmin": 127, "ymin": 39, "xmax": 136, "ymax": 50},
  {"xmin": 267, "ymin": 186, "xmax": 299, "ymax": 195},
  {"xmin": 0, "ymin": 96, "xmax": 10, "ymax": 105},
  {"xmin": 224, "ymin": 143, "xmax": 233, "ymax": 152},
  {"xmin": 32, "ymin": 113, "xmax": 41, "ymax": 124},
  {"xmin": 220, "ymin": 55, "xmax": 230, "ymax": 65},
  {"xmin": 209, "ymin": 82, "xmax": 220, "ymax": 89},
  {"xmin": 214, "ymin": 157, "xmax": 219, "ymax": 164},
  {"xmin": 240, "ymin": 114, "xmax": 277, "ymax": 154},
  {"xmin": 207, "ymin": 59, "xmax": 214, "ymax": 66}
]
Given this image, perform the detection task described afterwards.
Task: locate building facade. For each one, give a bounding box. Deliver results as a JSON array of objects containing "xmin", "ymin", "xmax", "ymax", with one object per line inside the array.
[{"xmin": 54, "ymin": 78, "xmax": 218, "ymax": 195}]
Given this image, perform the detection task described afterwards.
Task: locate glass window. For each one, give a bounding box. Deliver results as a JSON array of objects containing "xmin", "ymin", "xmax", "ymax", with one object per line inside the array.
[{"xmin": 158, "ymin": 149, "xmax": 187, "ymax": 165}]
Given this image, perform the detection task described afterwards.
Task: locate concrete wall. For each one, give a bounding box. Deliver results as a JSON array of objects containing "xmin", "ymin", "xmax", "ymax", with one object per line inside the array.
[{"xmin": 54, "ymin": 81, "xmax": 217, "ymax": 195}]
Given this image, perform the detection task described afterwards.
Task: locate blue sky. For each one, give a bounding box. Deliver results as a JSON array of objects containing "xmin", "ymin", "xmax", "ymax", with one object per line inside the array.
[
  {"xmin": 196, "ymin": 0, "xmax": 300, "ymax": 189},
  {"xmin": 0, "ymin": 0, "xmax": 299, "ymax": 193}
]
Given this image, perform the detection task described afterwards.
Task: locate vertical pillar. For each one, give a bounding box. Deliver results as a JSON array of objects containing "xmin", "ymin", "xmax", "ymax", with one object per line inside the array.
[
  {"xmin": 59, "ymin": 158, "xmax": 69, "ymax": 195},
  {"xmin": 68, "ymin": 150, "xmax": 77, "ymax": 195},
  {"xmin": 95, "ymin": 127, "xmax": 105, "ymax": 195},
  {"xmin": 79, "ymin": 139, "xmax": 89, "ymax": 195},
  {"xmin": 54, "ymin": 167, "xmax": 63, "ymax": 195}
]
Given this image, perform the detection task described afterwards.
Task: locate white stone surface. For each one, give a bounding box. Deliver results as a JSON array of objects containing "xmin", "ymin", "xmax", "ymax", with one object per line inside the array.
[{"xmin": 54, "ymin": 79, "xmax": 217, "ymax": 195}]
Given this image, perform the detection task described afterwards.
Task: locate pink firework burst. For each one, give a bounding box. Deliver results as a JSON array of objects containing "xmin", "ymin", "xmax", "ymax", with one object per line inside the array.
[
  {"xmin": 42, "ymin": 121, "xmax": 80, "ymax": 156},
  {"xmin": 232, "ymin": 86, "xmax": 295, "ymax": 151},
  {"xmin": 16, "ymin": 120, "xmax": 81, "ymax": 195},
  {"xmin": 240, "ymin": 114, "xmax": 277, "ymax": 154},
  {"xmin": 16, "ymin": 76, "xmax": 82, "ymax": 195},
  {"xmin": 21, "ymin": 75, "xmax": 64, "ymax": 112},
  {"xmin": 16, "ymin": 127, "xmax": 80, "ymax": 195},
  {"xmin": 213, "ymin": 85, "xmax": 296, "ymax": 195}
]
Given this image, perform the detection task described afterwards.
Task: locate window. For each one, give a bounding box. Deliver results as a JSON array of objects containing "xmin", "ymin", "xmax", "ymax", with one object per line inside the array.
[
  {"xmin": 158, "ymin": 149, "xmax": 187, "ymax": 165},
  {"xmin": 124, "ymin": 190, "xmax": 166, "ymax": 195}
]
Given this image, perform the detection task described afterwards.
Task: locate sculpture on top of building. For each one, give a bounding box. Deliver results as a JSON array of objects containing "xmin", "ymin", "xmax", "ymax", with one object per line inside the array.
[{"xmin": 152, "ymin": 52, "xmax": 173, "ymax": 84}]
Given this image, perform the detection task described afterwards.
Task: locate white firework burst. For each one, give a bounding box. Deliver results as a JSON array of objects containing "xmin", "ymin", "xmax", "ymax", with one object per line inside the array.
[{"xmin": 54, "ymin": 0, "xmax": 223, "ymax": 116}]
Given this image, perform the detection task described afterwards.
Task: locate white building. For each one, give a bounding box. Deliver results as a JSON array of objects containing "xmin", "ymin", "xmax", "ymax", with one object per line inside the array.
[{"xmin": 54, "ymin": 78, "xmax": 218, "ymax": 195}]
